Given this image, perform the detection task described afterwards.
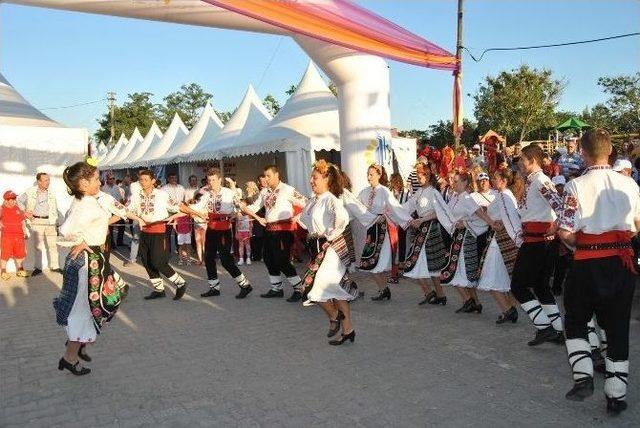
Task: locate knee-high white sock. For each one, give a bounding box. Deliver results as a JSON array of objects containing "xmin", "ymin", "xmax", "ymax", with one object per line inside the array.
[
  {"xmin": 150, "ymin": 277, "xmax": 165, "ymax": 291},
  {"xmin": 566, "ymin": 338, "xmax": 593, "ymax": 382},
  {"xmin": 234, "ymin": 273, "xmax": 250, "ymax": 288},
  {"xmin": 287, "ymin": 275, "xmax": 302, "ymax": 291},
  {"xmin": 521, "ymin": 300, "xmax": 551, "ymax": 330},
  {"xmin": 542, "ymin": 304, "xmax": 563, "ymax": 332},
  {"xmin": 599, "ymin": 329, "xmax": 608, "ymax": 356},
  {"xmin": 604, "ymin": 358, "xmax": 628, "ymax": 401},
  {"xmin": 269, "ymin": 275, "xmax": 283, "ymax": 291},
  {"xmin": 208, "ymin": 279, "xmax": 220, "ymax": 290},
  {"xmin": 169, "ymin": 272, "xmax": 185, "ymax": 286},
  {"xmin": 587, "ymin": 318, "xmax": 601, "ymax": 352}
]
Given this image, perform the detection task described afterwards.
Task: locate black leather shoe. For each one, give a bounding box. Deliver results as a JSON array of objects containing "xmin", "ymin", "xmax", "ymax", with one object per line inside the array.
[
  {"xmin": 31, "ymin": 268, "xmax": 42, "ymax": 277},
  {"xmin": 51, "ymin": 268, "xmax": 63, "ymax": 274},
  {"xmin": 58, "ymin": 358, "xmax": 91, "ymax": 376},
  {"xmin": 144, "ymin": 290, "xmax": 166, "ymax": 300},
  {"xmin": 527, "ymin": 326, "xmax": 559, "ymax": 346},
  {"xmin": 201, "ymin": 288, "xmax": 220, "ymax": 298},
  {"xmin": 496, "ymin": 307, "xmax": 518, "ymax": 324},
  {"xmin": 286, "ymin": 291, "xmax": 303, "ymax": 302},
  {"xmin": 371, "ymin": 287, "xmax": 391, "ymax": 301},
  {"xmin": 419, "ymin": 291, "xmax": 436, "ymax": 305},
  {"xmin": 329, "ymin": 330, "xmax": 356, "ymax": 346},
  {"xmin": 327, "ymin": 318, "xmax": 341, "ymax": 338},
  {"xmin": 173, "ymin": 283, "xmax": 187, "ymax": 301},
  {"xmin": 606, "ymin": 397, "xmax": 628, "ymax": 415},
  {"xmin": 260, "ymin": 289, "xmax": 284, "ymax": 298},
  {"xmin": 565, "ymin": 378, "xmax": 594, "ymax": 401},
  {"xmin": 455, "ymin": 298, "xmax": 474, "ymax": 313},
  {"xmin": 464, "ymin": 301, "xmax": 483, "ymax": 314},
  {"xmin": 235, "ymin": 285, "xmax": 253, "ymax": 299}
]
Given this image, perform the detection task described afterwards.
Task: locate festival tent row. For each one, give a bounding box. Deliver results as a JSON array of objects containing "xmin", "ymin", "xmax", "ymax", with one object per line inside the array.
[{"xmin": 104, "ymin": 62, "xmax": 416, "ymax": 193}]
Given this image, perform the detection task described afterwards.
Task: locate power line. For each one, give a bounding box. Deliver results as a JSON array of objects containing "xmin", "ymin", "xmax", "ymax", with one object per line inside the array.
[
  {"xmin": 256, "ymin": 36, "xmax": 284, "ymax": 89},
  {"xmin": 463, "ymin": 32, "xmax": 640, "ymax": 62},
  {"xmin": 40, "ymin": 98, "xmax": 107, "ymax": 110}
]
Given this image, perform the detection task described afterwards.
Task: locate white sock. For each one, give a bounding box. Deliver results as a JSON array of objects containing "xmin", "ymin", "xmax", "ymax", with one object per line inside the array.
[
  {"xmin": 566, "ymin": 338, "xmax": 593, "ymax": 382},
  {"xmin": 542, "ymin": 304, "xmax": 563, "ymax": 332},
  {"xmin": 168, "ymin": 272, "xmax": 185, "ymax": 286},
  {"xmin": 587, "ymin": 318, "xmax": 600, "ymax": 352},
  {"xmin": 151, "ymin": 278, "xmax": 164, "ymax": 291},
  {"xmin": 234, "ymin": 273, "xmax": 250, "ymax": 288},
  {"xmin": 599, "ymin": 329, "xmax": 608, "ymax": 355},
  {"xmin": 208, "ymin": 279, "xmax": 220, "ymax": 290},
  {"xmin": 287, "ymin": 275, "xmax": 302, "ymax": 291},
  {"xmin": 269, "ymin": 275, "xmax": 283, "ymax": 291},
  {"xmin": 521, "ymin": 300, "xmax": 551, "ymax": 330},
  {"xmin": 604, "ymin": 358, "xmax": 628, "ymax": 401}
]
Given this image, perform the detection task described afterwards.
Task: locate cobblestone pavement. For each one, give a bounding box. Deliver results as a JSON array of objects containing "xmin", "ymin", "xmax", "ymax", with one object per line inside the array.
[{"xmin": 1, "ymin": 246, "xmax": 638, "ymax": 427}]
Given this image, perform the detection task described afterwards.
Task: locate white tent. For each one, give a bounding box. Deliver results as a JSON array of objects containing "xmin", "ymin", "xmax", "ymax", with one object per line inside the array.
[
  {"xmin": 108, "ymin": 127, "xmax": 143, "ymax": 168},
  {"xmin": 117, "ymin": 122, "xmax": 163, "ymax": 169},
  {"xmin": 0, "ymin": 72, "xmax": 87, "ymax": 195},
  {"xmin": 100, "ymin": 133, "xmax": 128, "ymax": 167},
  {"xmin": 186, "ymin": 85, "xmax": 272, "ymax": 162},
  {"xmin": 135, "ymin": 114, "xmax": 188, "ymax": 167}
]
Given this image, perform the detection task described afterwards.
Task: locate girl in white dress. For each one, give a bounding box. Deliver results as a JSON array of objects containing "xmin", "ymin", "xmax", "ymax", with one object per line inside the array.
[
  {"xmin": 357, "ymin": 164, "xmax": 412, "ymax": 301},
  {"xmin": 298, "ymin": 161, "xmax": 357, "ymax": 345},
  {"xmin": 54, "ymin": 161, "xmax": 130, "ymax": 376}
]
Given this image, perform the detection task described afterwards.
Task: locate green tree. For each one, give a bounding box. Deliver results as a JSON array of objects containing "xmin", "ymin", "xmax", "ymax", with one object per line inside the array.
[
  {"xmin": 597, "ymin": 72, "xmax": 640, "ymax": 133},
  {"xmin": 397, "ymin": 129, "xmax": 428, "ymax": 140},
  {"xmin": 427, "ymin": 119, "xmax": 479, "ymax": 148},
  {"xmin": 94, "ymin": 92, "xmax": 159, "ymax": 145},
  {"xmin": 328, "ymin": 82, "xmax": 338, "ymax": 97},
  {"xmin": 473, "ymin": 65, "xmax": 564, "ymax": 143},
  {"xmin": 159, "ymin": 83, "xmax": 213, "ymax": 130},
  {"xmin": 216, "ymin": 110, "xmax": 234, "ymax": 124},
  {"xmin": 262, "ymin": 94, "xmax": 280, "ymax": 116},
  {"xmin": 285, "ymin": 84, "xmax": 297, "ymax": 96},
  {"xmin": 582, "ymin": 104, "xmax": 615, "ymax": 131}
]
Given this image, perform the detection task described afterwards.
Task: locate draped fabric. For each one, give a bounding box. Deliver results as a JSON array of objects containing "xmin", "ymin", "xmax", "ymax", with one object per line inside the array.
[{"xmin": 203, "ymin": 0, "xmax": 457, "ymax": 70}]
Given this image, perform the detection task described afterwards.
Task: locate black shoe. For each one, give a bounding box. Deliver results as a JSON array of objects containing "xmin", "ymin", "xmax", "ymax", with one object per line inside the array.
[
  {"xmin": 51, "ymin": 268, "xmax": 63, "ymax": 274},
  {"xmin": 455, "ymin": 298, "xmax": 474, "ymax": 313},
  {"xmin": 260, "ymin": 289, "xmax": 284, "ymax": 298},
  {"xmin": 327, "ymin": 318, "xmax": 341, "ymax": 338},
  {"xmin": 464, "ymin": 301, "xmax": 482, "ymax": 314},
  {"xmin": 173, "ymin": 283, "xmax": 187, "ymax": 301},
  {"xmin": 201, "ymin": 288, "xmax": 220, "ymax": 298},
  {"xmin": 593, "ymin": 349, "xmax": 605, "ymax": 374},
  {"xmin": 144, "ymin": 290, "xmax": 166, "ymax": 300},
  {"xmin": 527, "ymin": 326, "xmax": 560, "ymax": 346},
  {"xmin": 329, "ymin": 330, "xmax": 356, "ymax": 346},
  {"xmin": 31, "ymin": 268, "xmax": 42, "ymax": 277},
  {"xmin": 235, "ymin": 285, "xmax": 253, "ymax": 299},
  {"xmin": 428, "ymin": 295, "xmax": 447, "ymax": 306},
  {"xmin": 286, "ymin": 291, "xmax": 303, "ymax": 302},
  {"xmin": 371, "ymin": 287, "xmax": 391, "ymax": 301},
  {"xmin": 551, "ymin": 330, "xmax": 566, "ymax": 344},
  {"xmin": 419, "ymin": 291, "xmax": 436, "ymax": 305},
  {"xmin": 496, "ymin": 307, "xmax": 518, "ymax": 324},
  {"xmin": 565, "ymin": 378, "xmax": 594, "ymax": 401},
  {"xmin": 606, "ymin": 397, "xmax": 628, "ymax": 415},
  {"xmin": 58, "ymin": 358, "xmax": 91, "ymax": 376}
]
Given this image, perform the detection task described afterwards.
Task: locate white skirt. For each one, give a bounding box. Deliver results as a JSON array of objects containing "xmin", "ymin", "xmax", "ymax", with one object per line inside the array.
[
  {"xmin": 403, "ymin": 245, "xmax": 440, "ymax": 279},
  {"xmin": 64, "ymin": 254, "xmax": 97, "ymax": 343},
  {"xmin": 358, "ymin": 231, "xmax": 392, "ymax": 274},
  {"xmin": 478, "ymin": 238, "xmax": 511, "ymax": 292},
  {"xmin": 448, "ymin": 243, "xmax": 477, "ymax": 288},
  {"xmin": 307, "ymin": 247, "xmax": 355, "ymax": 302}
]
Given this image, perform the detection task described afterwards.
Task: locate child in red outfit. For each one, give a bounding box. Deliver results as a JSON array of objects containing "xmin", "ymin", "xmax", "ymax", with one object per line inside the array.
[{"xmin": 0, "ymin": 190, "xmax": 28, "ymax": 280}]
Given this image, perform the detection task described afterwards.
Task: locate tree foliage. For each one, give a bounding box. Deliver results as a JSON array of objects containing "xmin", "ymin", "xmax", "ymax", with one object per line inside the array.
[
  {"xmin": 158, "ymin": 83, "xmax": 212, "ymax": 130},
  {"xmin": 473, "ymin": 65, "xmax": 564, "ymax": 143},
  {"xmin": 427, "ymin": 119, "xmax": 479, "ymax": 148},
  {"xmin": 597, "ymin": 72, "xmax": 640, "ymax": 133},
  {"xmin": 94, "ymin": 92, "xmax": 159, "ymax": 146},
  {"xmin": 262, "ymin": 94, "xmax": 281, "ymax": 117}
]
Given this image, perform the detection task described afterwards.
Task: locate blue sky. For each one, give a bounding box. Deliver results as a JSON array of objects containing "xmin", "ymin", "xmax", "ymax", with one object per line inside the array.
[{"xmin": 1, "ymin": 1, "xmax": 639, "ymax": 135}]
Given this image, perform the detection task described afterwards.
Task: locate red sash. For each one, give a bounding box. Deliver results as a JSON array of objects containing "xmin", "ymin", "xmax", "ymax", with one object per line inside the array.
[
  {"xmin": 575, "ymin": 230, "xmax": 636, "ymax": 273},
  {"xmin": 142, "ymin": 222, "xmax": 166, "ymax": 234},
  {"xmin": 266, "ymin": 219, "xmax": 296, "ymax": 232},
  {"xmin": 522, "ymin": 221, "xmax": 554, "ymax": 243},
  {"xmin": 208, "ymin": 213, "xmax": 232, "ymax": 231}
]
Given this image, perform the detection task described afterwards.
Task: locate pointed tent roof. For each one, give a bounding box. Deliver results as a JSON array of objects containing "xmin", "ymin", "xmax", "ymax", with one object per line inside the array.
[
  {"xmin": 101, "ymin": 133, "xmax": 128, "ymax": 166},
  {"xmin": 121, "ymin": 122, "xmax": 163, "ymax": 168},
  {"xmin": 136, "ymin": 114, "xmax": 188, "ymax": 167},
  {"xmin": 109, "ymin": 127, "xmax": 143, "ymax": 167},
  {"xmin": 187, "ymin": 85, "xmax": 272, "ymax": 162},
  {"xmin": 556, "ymin": 117, "xmax": 591, "ymax": 132},
  {"xmin": 222, "ymin": 61, "xmax": 339, "ymax": 157},
  {"xmin": 0, "ymin": 73, "xmax": 59, "ymax": 127},
  {"xmin": 164, "ymin": 102, "xmax": 223, "ymax": 164}
]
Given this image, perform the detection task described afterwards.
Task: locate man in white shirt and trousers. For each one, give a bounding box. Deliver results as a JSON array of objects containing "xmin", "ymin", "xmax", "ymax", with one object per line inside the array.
[
  {"xmin": 558, "ymin": 129, "xmax": 639, "ymax": 415},
  {"xmin": 241, "ymin": 165, "xmax": 306, "ymax": 302},
  {"xmin": 163, "ymin": 172, "xmax": 185, "ymax": 254}
]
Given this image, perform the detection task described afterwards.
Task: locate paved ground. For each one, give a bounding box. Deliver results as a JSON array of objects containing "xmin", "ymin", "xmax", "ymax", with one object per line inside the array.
[{"xmin": 1, "ymin": 244, "xmax": 638, "ymax": 427}]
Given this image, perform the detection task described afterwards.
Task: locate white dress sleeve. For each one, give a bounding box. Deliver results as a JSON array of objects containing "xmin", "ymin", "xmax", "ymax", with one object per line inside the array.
[
  {"xmin": 382, "ymin": 187, "xmax": 412, "ymax": 228},
  {"xmin": 325, "ymin": 196, "xmax": 349, "ymax": 242},
  {"xmin": 247, "ymin": 190, "xmax": 265, "ymax": 213},
  {"xmin": 58, "ymin": 200, "xmax": 84, "ymax": 246},
  {"xmin": 342, "ymin": 189, "xmax": 377, "ymax": 228}
]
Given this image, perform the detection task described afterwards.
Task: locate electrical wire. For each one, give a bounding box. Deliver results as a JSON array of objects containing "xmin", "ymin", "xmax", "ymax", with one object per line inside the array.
[
  {"xmin": 463, "ymin": 32, "xmax": 640, "ymax": 62},
  {"xmin": 40, "ymin": 98, "xmax": 107, "ymax": 111}
]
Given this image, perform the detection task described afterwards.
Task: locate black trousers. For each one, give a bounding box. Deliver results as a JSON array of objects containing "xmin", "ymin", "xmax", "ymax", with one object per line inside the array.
[
  {"xmin": 165, "ymin": 225, "xmax": 178, "ymax": 253},
  {"xmin": 139, "ymin": 232, "xmax": 177, "ymax": 280},
  {"xmin": 264, "ymin": 230, "xmax": 297, "ymax": 278},
  {"xmin": 511, "ymin": 241, "xmax": 557, "ymax": 305},
  {"xmin": 564, "ymin": 257, "xmax": 636, "ymax": 360},
  {"xmin": 109, "ymin": 219, "xmax": 125, "ymax": 246},
  {"xmin": 205, "ymin": 228, "xmax": 241, "ymax": 281}
]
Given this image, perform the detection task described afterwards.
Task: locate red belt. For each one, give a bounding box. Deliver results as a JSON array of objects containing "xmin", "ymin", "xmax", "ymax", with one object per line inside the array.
[
  {"xmin": 208, "ymin": 214, "xmax": 232, "ymax": 231},
  {"xmin": 142, "ymin": 222, "xmax": 166, "ymax": 234},
  {"xmin": 266, "ymin": 219, "xmax": 296, "ymax": 232},
  {"xmin": 522, "ymin": 221, "xmax": 555, "ymax": 243},
  {"xmin": 575, "ymin": 230, "xmax": 636, "ymax": 273}
]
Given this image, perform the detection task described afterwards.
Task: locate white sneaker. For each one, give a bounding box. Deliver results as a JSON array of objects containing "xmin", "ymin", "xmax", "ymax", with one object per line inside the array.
[
  {"xmin": 246, "ymin": 259, "xmax": 252, "ymax": 265},
  {"xmin": 238, "ymin": 259, "xmax": 244, "ymax": 266}
]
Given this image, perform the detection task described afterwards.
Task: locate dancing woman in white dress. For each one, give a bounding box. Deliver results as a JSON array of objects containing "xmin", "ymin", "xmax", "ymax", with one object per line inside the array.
[{"xmin": 298, "ymin": 161, "xmax": 357, "ymax": 346}]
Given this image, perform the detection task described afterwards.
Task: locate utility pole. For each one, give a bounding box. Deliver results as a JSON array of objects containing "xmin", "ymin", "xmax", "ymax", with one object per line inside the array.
[
  {"xmin": 453, "ymin": 0, "xmax": 464, "ymax": 148},
  {"xmin": 107, "ymin": 91, "xmax": 116, "ymax": 146}
]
